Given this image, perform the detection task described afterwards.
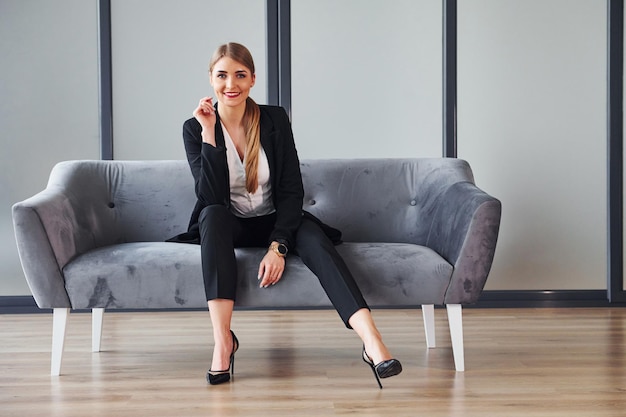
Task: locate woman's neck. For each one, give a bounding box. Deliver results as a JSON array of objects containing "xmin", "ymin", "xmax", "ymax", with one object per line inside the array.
[{"xmin": 217, "ymin": 102, "xmax": 245, "ymax": 130}]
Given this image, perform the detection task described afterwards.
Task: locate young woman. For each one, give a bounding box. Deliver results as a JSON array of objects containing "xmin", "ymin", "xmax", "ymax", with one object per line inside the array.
[{"xmin": 174, "ymin": 42, "xmax": 402, "ymax": 388}]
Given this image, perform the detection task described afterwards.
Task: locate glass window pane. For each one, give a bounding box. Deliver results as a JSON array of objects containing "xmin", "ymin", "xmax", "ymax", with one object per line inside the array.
[
  {"xmin": 291, "ymin": 0, "xmax": 443, "ymax": 158},
  {"xmin": 111, "ymin": 0, "xmax": 267, "ymax": 160},
  {"xmin": 458, "ymin": 0, "xmax": 607, "ymax": 290}
]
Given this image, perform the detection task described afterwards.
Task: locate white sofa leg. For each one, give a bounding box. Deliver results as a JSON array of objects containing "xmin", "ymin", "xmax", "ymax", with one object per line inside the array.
[
  {"xmin": 421, "ymin": 304, "xmax": 436, "ymax": 348},
  {"xmin": 92, "ymin": 308, "xmax": 104, "ymax": 352},
  {"xmin": 446, "ymin": 304, "xmax": 465, "ymax": 372},
  {"xmin": 51, "ymin": 308, "xmax": 70, "ymax": 376}
]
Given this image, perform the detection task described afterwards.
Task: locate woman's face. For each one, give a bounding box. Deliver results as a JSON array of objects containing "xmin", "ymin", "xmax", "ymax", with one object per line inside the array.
[{"xmin": 210, "ymin": 56, "xmax": 256, "ymax": 109}]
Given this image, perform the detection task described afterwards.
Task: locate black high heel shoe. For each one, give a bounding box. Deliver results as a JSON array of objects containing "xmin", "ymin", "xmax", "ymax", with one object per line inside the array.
[
  {"xmin": 207, "ymin": 330, "xmax": 239, "ymax": 385},
  {"xmin": 362, "ymin": 345, "xmax": 402, "ymax": 389}
]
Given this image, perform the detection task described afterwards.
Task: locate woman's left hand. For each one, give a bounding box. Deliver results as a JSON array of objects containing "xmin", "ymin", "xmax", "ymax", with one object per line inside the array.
[{"xmin": 258, "ymin": 251, "xmax": 285, "ymax": 288}]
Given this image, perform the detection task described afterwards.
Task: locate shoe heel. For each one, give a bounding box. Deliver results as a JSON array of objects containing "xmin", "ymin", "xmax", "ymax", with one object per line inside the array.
[
  {"xmin": 229, "ymin": 349, "xmax": 236, "ymax": 378},
  {"xmin": 362, "ymin": 346, "xmax": 383, "ymax": 389},
  {"xmin": 230, "ymin": 330, "xmax": 238, "ymax": 377}
]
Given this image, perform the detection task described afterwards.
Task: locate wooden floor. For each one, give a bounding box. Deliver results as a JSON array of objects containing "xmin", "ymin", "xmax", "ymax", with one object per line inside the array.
[{"xmin": 1, "ymin": 307, "xmax": 625, "ymax": 417}]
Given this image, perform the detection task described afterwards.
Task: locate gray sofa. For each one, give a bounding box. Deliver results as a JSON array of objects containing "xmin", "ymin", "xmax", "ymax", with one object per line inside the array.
[{"xmin": 12, "ymin": 158, "xmax": 501, "ymax": 376}]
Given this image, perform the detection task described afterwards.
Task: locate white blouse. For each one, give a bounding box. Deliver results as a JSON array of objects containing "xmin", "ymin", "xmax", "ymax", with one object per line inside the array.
[{"xmin": 222, "ymin": 124, "xmax": 275, "ymax": 218}]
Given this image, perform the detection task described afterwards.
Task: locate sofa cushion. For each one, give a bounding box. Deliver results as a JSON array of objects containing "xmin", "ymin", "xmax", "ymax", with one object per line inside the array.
[{"xmin": 62, "ymin": 242, "xmax": 452, "ymax": 310}]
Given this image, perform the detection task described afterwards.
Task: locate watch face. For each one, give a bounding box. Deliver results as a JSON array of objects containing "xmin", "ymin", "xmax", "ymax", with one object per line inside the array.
[{"xmin": 277, "ymin": 244, "xmax": 288, "ymax": 255}]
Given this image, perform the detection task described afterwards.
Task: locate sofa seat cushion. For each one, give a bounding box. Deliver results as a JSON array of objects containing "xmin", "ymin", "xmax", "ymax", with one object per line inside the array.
[
  {"xmin": 62, "ymin": 242, "xmax": 453, "ymax": 310},
  {"xmin": 336, "ymin": 242, "xmax": 452, "ymax": 306}
]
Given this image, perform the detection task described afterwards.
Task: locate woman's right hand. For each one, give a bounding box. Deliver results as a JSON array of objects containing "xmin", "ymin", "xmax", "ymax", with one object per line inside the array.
[{"xmin": 193, "ymin": 97, "xmax": 217, "ymax": 144}]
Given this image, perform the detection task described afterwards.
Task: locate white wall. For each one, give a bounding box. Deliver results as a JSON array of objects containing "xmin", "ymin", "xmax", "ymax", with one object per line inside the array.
[
  {"xmin": 0, "ymin": 0, "xmax": 100, "ymax": 295},
  {"xmin": 0, "ymin": 0, "xmax": 613, "ymax": 297},
  {"xmin": 458, "ymin": 0, "xmax": 607, "ymax": 290},
  {"xmin": 111, "ymin": 0, "xmax": 267, "ymax": 160},
  {"xmin": 291, "ymin": 0, "xmax": 443, "ymax": 158}
]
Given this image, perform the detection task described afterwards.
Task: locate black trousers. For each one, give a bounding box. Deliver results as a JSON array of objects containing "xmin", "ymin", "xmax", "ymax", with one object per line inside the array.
[{"xmin": 198, "ymin": 205, "xmax": 369, "ymax": 327}]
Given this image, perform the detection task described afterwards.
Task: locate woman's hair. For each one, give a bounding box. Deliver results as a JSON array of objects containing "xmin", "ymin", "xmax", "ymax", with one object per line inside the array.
[{"xmin": 209, "ymin": 42, "xmax": 261, "ymax": 194}]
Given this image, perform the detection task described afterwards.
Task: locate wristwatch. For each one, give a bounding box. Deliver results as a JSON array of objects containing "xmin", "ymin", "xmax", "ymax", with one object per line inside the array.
[{"xmin": 270, "ymin": 241, "xmax": 288, "ymax": 258}]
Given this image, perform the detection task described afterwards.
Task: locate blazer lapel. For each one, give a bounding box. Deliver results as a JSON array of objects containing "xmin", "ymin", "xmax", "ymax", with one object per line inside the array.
[{"xmin": 213, "ymin": 106, "xmax": 226, "ymax": 148}]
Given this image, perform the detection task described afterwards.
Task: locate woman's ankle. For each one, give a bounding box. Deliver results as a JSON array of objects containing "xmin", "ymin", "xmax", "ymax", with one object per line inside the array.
[{"xmin": 210, "ymin": 331, "xmax": 233, "ymax": 370}]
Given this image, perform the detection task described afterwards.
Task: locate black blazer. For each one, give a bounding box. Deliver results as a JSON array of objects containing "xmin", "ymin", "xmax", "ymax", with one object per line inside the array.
[{"xmin": 169, "ymin": 105, "xmax": 305, "ymax": 248}]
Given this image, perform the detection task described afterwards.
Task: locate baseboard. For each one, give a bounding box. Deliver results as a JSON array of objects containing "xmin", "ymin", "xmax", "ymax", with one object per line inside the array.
[
  {"xmin": 0, "ymin": 290, "xmax": 620, "ymax": 314},
  {"xmin": 0, "ymin": 296, "xmax": 50, "ymax": 314},
  {"xmin": 471, "ymin": 290, "xmax": 612, "ymax": 308}
]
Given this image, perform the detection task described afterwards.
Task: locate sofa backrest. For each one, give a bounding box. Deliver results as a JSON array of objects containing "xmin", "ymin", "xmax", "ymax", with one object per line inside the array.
[
  {"xmin": 300, "ymin": 158, "xmax": 474, "ymax": 244},
  {"xmin": 47, "ymin": 158, "xmax": 475, "ymax": 251},
  {"xmin": 45, "ymin": 161, "xmax": 195, "ymax": 254}
]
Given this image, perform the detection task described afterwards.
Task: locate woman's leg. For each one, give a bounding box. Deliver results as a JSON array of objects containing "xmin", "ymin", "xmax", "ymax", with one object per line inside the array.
[
  {"xmin": 295, "ymin": 218, "xmax": 395, "ymax": 365},
  {"xmin": 198, "ymin": 207, "xmax": 276, "ymax": 373},
  {"xmin": 208, "ymin": 299, "xmax": 235, "ymax": 372},
  {"xmin": 198, "ymin": 205, "xmax": 239, "ymax": 300},
  {"xmin": 198, "ymin": 205, "xmax": 239, "ymax": 373}
]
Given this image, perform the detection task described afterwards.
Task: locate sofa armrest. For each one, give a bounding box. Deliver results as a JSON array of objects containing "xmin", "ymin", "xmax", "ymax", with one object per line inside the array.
[
  {"xmin": 426, "ymin": 181, "xmax": 502, "ymax": 304},
  {"xmin": 12, "ymin": 161, "xmax": 121, "ymax": 309},
  {"xmin": 13, "ymin": 190, "xmax": 73, "ymax": 308}
]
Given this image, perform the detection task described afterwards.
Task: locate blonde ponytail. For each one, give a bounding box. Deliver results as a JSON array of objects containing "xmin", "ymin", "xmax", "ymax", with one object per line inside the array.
[{"xmin": 243, "ymin": 97, "xmax": 261, "ymax": 193}]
